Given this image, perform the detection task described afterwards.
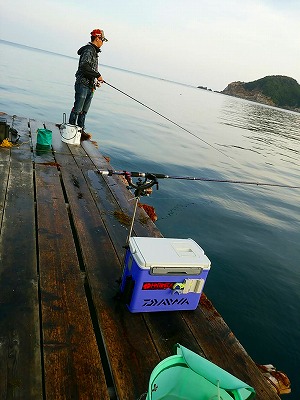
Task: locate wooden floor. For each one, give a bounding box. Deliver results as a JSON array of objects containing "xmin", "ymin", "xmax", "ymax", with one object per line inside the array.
[{"xmin": 0, "ymin": 114, "xmax": 280, "ymax": 399}]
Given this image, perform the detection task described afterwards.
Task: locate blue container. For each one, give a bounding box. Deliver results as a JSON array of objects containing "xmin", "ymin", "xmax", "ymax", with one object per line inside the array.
[{"xmin": 120, "ymin": 237, "xmax": 211, "ymax": 313}]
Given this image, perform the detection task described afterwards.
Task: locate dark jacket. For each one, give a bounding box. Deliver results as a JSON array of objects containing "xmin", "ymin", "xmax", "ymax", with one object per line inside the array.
[{"xmin": 75, "ymin": 43, "xmax": 101, "ymax": 88}]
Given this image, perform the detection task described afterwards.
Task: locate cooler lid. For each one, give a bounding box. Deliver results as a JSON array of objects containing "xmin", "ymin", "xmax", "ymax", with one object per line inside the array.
[{"xmin": 129, "ymin": 237, "xmax": 211, "ymax": 271}]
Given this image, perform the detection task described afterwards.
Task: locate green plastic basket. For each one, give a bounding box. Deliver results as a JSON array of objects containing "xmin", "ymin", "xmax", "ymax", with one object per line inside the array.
[{"xmin": 146, "ymin": 344, "xmax": 256, "ymax": 400}]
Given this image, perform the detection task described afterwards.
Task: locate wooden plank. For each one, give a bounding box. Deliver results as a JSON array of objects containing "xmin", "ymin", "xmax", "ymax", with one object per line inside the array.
[
  {"xmin": 35, "ymin": 164, "xmax": 109, "ymax": 399},
  {"xmin": 66, "ymin": 143, "xmax": 129, "ymax": 260},
  {"xmin": 0, "ymin": 152, "xmax": 10, "ymax": 230},
  {"xmin": 0, "ymin": 159, "xmax": 42, "ymax": 398},
  {"xmin": 46, "ymin": 123, "xmax": 161, "ymax": 399},
  {"xmin": 0, "ymin": 114, "xmax": 13, "ymax": 227}
]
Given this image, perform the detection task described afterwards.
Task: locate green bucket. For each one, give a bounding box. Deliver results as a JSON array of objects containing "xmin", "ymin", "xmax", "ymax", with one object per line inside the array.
[
  {"xmin": 36, "ymin": 129, "xmax": 52, "ymax": 147},
  {"xmin": 36, "ymin": 128, "xmax": 52, "ymax": 149}
]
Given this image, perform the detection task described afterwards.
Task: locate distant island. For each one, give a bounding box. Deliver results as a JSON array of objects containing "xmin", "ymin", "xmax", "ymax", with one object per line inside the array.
[
  {"xmin": 220, "ymin": 75, "xmax": 300, "ymax": 112},
  {"xmin": 197, "ymin": 85, "xmax": 212, "ymax": 91}
]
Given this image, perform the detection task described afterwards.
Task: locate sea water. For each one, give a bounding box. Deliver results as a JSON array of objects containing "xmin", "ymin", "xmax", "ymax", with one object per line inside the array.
[{"xmin": 1, "ymin": 40, "xmax": 299, "ymax": 398}]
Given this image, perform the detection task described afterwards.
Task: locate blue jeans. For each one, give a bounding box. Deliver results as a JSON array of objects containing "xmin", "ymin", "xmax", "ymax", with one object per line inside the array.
[{"xmin": 69, "ymin": 82, "xmax": 94, "ymax": 128}]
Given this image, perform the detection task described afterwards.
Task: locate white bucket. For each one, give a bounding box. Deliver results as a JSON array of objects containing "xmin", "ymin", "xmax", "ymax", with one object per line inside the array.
[{"xmin": 60, "ymin": 123, "xmax": 82, "ymax": 145}]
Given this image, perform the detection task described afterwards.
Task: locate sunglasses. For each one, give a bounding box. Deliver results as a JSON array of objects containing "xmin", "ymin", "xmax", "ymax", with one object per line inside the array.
[{"xmin": 97, "ymin": 36, "xmax": 108, "ymax": 42}]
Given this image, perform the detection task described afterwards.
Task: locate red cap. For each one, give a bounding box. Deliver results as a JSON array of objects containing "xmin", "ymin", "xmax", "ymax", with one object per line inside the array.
[{"xmin": 90, "ymin": 29, "xmax": 108, "ymax": 41}]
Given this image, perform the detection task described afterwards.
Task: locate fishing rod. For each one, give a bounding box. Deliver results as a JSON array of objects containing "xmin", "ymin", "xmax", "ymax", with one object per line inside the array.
[
  {"xmin": 103, "ymin": 81, "xmax": 237, "ymax": 164},
  {"xmin": 96, "ymin": 169, "xmax": 300, "ymax": 191}
]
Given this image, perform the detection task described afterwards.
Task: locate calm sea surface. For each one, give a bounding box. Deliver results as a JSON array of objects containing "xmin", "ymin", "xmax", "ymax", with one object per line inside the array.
[{"xmin": 1, "ymin": 40, "xmax": 299, "ymax": 398}]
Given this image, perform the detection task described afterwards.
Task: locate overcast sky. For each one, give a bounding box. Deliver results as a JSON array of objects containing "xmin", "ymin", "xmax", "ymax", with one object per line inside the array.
[{"xmin": 1, "ymin": 0, "xmax": 299, "ymax": 91}]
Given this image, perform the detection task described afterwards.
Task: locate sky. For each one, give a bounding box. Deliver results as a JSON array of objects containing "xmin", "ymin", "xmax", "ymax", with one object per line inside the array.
[{"xmin": 1, "ymin": 0, "xmax": 300, "ymax": 91}]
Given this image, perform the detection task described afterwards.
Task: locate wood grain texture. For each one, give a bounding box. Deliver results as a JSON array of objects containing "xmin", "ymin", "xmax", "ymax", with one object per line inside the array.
[
  {"xmin": 0, "ymin": 148, "xmax": 42, "ymax": 398},
  {"xmin": 36, "ymin": 164, "xmax": 110, "ymax": 400}
]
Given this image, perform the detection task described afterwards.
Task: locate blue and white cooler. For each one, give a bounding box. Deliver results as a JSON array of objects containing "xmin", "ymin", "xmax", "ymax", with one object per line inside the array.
[{"xmin": 120, "ymin": 237, "xmax": 211, "ymax": 313}]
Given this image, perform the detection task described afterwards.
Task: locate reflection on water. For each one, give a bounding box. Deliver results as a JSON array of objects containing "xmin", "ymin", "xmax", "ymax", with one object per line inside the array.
[{"xmin": 220, "ymin": 98, "xmax": 300, "ymax": 166}]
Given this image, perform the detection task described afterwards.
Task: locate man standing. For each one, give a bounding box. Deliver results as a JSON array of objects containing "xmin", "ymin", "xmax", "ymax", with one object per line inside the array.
[{"xmin": 69, "ymin": 29, "xmax": 108, "ymax": 140}]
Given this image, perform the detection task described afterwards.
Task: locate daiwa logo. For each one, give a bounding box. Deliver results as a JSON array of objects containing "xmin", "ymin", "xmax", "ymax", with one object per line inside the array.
[{"xmin": 142, "ymin": 298, "xmax": 190, "ymax": 307}]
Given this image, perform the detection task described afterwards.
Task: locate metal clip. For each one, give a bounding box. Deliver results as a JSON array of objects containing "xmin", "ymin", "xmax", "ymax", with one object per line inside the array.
[{"xmin": 172, "ymin": 282, "xmax": 185, "ymax": 295}]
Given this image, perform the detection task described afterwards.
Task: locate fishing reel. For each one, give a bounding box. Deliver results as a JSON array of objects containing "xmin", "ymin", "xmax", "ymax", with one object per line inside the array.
[
  {"xmin": 124, "ymin": 172, "xmax": 159, "ymax": 198},
  {"xmin": 94, "ymin": 78, "xmax": 102, "ymax": 89}
]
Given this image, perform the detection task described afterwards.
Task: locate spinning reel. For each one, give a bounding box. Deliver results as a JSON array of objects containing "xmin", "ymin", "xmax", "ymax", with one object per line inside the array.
[{"xmin": 123, "ymin": 172, "xmax": 159, "ymax": 198}]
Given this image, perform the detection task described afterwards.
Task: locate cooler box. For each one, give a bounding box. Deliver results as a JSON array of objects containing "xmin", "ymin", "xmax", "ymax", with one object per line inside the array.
[{"xmin": 120, "ymin": 237, "xmax": 211, "ymax": 313}]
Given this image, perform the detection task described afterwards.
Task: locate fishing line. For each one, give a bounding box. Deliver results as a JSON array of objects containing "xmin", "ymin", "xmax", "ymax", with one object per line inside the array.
[
  {"xmin": 103, "ymin": 81, "xmax": 238, "ymax": 164},
  {"xmin": 157, "ymin": 175, "xmax": 300, "ymax": 189},
  {"xmin": 100, "ymin": 83, "xmax": 299, "ymax": 191}
]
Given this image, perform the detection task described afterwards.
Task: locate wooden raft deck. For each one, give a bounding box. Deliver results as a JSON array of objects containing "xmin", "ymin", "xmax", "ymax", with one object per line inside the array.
[{"xmin": 0, "ymin": 114, "xmax": 280, "ymax": 400}]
